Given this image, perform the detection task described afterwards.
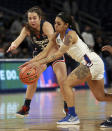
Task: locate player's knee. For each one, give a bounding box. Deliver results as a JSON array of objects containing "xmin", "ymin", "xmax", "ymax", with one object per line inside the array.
[
  {"xmin": 63, "ymin": 81, "xmax": 72, "ymax": 89},
  {"xmin": 60, "ymin": 87, "xmax": 64, "ymax": 94},
  {"xmin": 58, "ymin": 79, "xmax": 65, "ymax": 88},
  {"xmin": 58, "ymin": 80, "xmax": 65, "ymax": 92}
]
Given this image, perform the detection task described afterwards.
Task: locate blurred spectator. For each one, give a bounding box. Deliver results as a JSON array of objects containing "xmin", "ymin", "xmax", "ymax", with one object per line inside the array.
[
  {"xmin": 22, "ymin": 48, "xmax": 30, "ymax": 58},
  {"xmin": 0, "ymin": 48, "xmax": 5, "ymax": 58},
  {"xmin": 63, "ymin": 0, "xmax": 78, "ymax": 17},
  {"xmin": 0, "ymin": 11, "xmax": 6, "ymax": 39},
  {"xmin": 81, "ymin": 25, "xmax": 95, "ymax": 51},
  {"xmin": 0, "ymin": 11, "xmax": 5, "ymax": 28},
  {"xmin": 9, "ymin": 17, "xmax": 22, "ymax": 40},
  {"xmin": 94, "ymin": 36, "xmax": 103, "ymax": 55},
  {"xmin": 0, "ymin": 35, "xmax": 6, "ymax": 58}
]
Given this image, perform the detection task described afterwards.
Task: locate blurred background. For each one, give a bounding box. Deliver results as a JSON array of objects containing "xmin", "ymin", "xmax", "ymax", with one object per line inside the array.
[{"xmin": 0, "ymin": 0, "xmax": 112, "ymax": 92}]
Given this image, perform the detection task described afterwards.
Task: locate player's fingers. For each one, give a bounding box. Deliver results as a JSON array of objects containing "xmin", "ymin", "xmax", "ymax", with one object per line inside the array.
[
  {"xmin": 102, "ymin": 45, "xmax": 111, "ymax": 49},
  {"xmin": 18, "ymin": 64, "xmax": 26, "ymax": 70},
  {"xmin": 103, "ymin": 47, "xmax": 110, "ymax": 51},
  {"xmin": 102, "ymin": 46, "xmax": 109, "ymax": 51},
  {"xmin": 18, "ymin": 62, "xmax": 30, "ymax": 70},
  {"xmin": 7, "ymin": 45, "xmax": 17, "ymax": 53},
  {"xmin": 6, "ymin": 47, "xmax": 11, "ymax": 52},
  {"xmin": 18, "ymin": 65, "xmax": 26, "ymax": 70}
]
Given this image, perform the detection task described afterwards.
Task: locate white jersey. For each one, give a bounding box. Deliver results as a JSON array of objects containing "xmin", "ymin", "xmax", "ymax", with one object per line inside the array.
[
  {"xmin": 56, "ymin": 33, "xmax": 104, "ymax": 80},
  {"xmin": 56, "ymin": 33, "xmax": 91, "ymax": 63}
]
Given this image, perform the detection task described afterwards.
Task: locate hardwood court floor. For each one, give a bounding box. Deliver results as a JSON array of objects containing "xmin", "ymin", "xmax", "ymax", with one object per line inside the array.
[{"xmin": 0, "ymin": 88, "xmax": 112, "ymax": 131}]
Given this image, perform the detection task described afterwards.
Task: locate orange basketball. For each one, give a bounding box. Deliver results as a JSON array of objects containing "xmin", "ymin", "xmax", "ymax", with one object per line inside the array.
[{"xmin": 19, "ymin": 66, "xmax": 39, "ymax": 85}]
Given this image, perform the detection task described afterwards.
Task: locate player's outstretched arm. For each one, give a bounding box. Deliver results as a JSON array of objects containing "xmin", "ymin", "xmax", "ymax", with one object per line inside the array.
[{"xmin": 7, "ymin": 27, "xmax": 28, "ymax": 52}]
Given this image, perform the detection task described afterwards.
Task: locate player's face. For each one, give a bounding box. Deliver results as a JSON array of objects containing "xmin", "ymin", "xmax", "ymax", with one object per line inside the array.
[
  {"xmin": 54, "ymin": 17, "xmax": 67, "ymax": 33},
  {"xmin": 28, "ymin": 12, "xmax": 41, "ymax": 28}
]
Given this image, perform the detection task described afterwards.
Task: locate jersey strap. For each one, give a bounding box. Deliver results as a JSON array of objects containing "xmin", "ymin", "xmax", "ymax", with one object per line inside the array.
[{"xmin": 65, "ymin": 28, "xmax": 72, "ymax": 35}]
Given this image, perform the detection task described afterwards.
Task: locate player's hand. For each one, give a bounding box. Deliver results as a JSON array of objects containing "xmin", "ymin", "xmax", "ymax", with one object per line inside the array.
[
  {"xmin": 18, "ymin": 61, "xmax": 47, "ymax": 75},
  {"xmin": 18, "ymin": 58, "xmax": 38, "ymax": 70},
  {"xmin": 18, "ymin": 61, "xmax": 31, "ymax": 70},
  {"xmin": 28, "ymin": 62, "xmax": 47, "ymax": 72},
  {"xmin": 102, "ymin": 45, "xmax": 112, "ymax": 54},
  {"xmin": 18, "ymin": 61, "xmax": 39, "ymax": 70},
  {"xmin": 7, "ymin": 42, "xmax": 17, "ymax": 52}
]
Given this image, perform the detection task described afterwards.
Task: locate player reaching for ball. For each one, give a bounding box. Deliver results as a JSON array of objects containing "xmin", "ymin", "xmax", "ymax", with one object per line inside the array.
[
  {"xmin": 20, "ymin": 12, "xmax": 112, "ymax": 125},
  {"xmin": 7, "ymin": 6, "xmax": 68, "ymax": 117}
]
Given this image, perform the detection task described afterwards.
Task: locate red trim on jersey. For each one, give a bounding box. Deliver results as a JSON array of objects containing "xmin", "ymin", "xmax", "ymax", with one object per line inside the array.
[{"xmin": 52, "ymin": 59, "xmax": 65, "ymax": 67}]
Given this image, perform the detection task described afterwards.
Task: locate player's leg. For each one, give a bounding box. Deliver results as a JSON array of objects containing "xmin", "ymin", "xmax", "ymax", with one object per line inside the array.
[
  {"xmin": 52, "ymin": 61, "xmax": 68, "ymax": 115},
  {"xmin": 16, "ymin": 81, "xmax": 38, "ymax": 117},
  {"xmin": 87, "ymin": 79, "xmax": 112, "ymax": 102},
  {"xmin": 87, "ymin": 79, "xmax": 112, "ymax": 128},
  {"xmin": 57, "ymin": 64, "xmax": 91, "ymax": 124},
  {"xmin": 16, "ymin": 65, "xmax": 47, "ymax": 117}
]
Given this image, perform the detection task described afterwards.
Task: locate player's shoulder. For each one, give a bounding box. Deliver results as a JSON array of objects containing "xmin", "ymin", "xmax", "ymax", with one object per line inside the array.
[
  {"xmin": 43, "ymin": 21, "xmax": 52, "ymax": 27},
  {"xmin": 43, "ymin": 21, "xmax": 54, "ymax": 32},
  {"xmin": 67, "ymin": 30, "xmax": 77, "ymax": 36},
  {"xmin": 66, "ymin": 30, "xmax": 77, "ymax": 39},
  {"xmin": 66, "ymin": 30, "xmax": 78, "ymax": 43}
]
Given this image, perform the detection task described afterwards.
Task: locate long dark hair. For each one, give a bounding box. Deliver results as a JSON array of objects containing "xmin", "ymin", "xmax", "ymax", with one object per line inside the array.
[
  {"xmin": 56, "ymin": 12, "xmax": 84, "ymax": 41},
  {"xmin": 24, "ymin": 6, "xmax": 45, "ymax": 34},
  {"xmin": 27, "ymin": 6, "xmax": 45, "ymax": 20}
]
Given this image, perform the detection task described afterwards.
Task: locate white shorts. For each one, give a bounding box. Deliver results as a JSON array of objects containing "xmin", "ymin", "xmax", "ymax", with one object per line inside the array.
[{"xmin": 81, "ymin": 52, "xmax": 104, "ymax": 80}]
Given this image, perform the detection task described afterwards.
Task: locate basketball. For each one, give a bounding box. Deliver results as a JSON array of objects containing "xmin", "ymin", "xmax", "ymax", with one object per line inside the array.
[{"xmin": 19, "ymin": 66, "xmax": 39, "ymax": 85}]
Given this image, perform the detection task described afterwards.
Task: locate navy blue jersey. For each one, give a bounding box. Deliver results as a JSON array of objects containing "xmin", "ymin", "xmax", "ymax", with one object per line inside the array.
[{"xmin": 30, "ymin": 20, "xmax": 49, "ymax": 56}]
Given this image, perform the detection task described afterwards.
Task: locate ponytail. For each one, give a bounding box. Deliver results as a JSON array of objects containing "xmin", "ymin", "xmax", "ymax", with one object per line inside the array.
[{"xmin": 57, "ymin": 12, "xmax": 84, "ymax": 42}]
